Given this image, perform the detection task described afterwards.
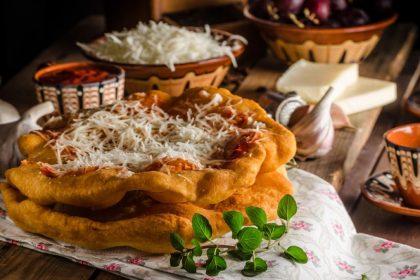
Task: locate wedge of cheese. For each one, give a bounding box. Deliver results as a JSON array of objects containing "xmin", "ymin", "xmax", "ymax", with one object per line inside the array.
[
  {"xmin": 276, "ymin": 59, "xmax": 359, "ymax": 103},
  {"xmin": 335, "ymin": 77, "xmax": 397, "ymax": 115}
]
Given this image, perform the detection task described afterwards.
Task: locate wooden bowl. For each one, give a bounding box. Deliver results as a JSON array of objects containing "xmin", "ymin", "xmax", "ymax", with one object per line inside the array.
[
  {"xmin": 34, "ymin": 62, "xmax": 125, "ymax": 114},
  {"xmin": 243, "ymin": 5, "xmax": 397, "ymax": 64},
  {"xmin": 80, "ymin": 29, "xmax": 245, "ymax": 96}
]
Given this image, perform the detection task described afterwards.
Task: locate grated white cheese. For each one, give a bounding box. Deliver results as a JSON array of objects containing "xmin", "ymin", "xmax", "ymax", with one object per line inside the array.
[
  {"xmin": 50, "ymin": 92, "xmax": 264, "ymax": 174},
  {"xmin": 77, "ymin": 21, "xmax": 247, "ymax": 72}
]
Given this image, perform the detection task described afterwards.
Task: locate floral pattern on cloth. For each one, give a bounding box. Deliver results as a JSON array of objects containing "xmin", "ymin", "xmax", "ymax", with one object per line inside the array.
[
  {"xmin": 389, "ymin": 265, "xmax": 418, "ymax": 279},
  {"xmin": 1, "ymin": 169, "xmax": 420, "ymax": 280},
  {"xmin": 374, "ymin": 240, "xmax": 400, "ymax": 253}
]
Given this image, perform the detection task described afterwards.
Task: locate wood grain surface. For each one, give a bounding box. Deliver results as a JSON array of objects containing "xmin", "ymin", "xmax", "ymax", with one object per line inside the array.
[
  {"xmin": 348, "ymin": 55, "xmax": 420, "ymax": 248},
  {"xmin": 0, "ymin": 15, "xmax": 418, "ymax": 280},
  {"xmin": 236, "ymin": 23, "xmax": 418, "ymax": 189}
]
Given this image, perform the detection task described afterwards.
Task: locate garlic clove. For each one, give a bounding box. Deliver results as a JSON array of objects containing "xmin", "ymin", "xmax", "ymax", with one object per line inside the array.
[
  {"xmin": 331, "ymin": 104, "xmax": 354, "ymax": 130},
  {"xmin": 289, "ymin": 104, "xmax": 354, "ymax": 130},
  {"xmin": 290, "ymin": 87, "xmax": 337, "ymax": 159}
]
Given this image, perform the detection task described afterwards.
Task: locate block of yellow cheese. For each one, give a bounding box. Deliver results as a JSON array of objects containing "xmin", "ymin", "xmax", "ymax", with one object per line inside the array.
[
  {"xmin": 335, "ymin": 77, "xmax": 397, "ymax": 115},
  {"xmin": 275, "ymin": 59, "xmax": 359, "ymax": 103}
]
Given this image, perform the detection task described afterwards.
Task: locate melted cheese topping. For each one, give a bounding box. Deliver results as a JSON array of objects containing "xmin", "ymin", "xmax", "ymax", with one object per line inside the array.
[{"xmin": 50, "ymin": 93, "xmax": 265, "ymax": 174}]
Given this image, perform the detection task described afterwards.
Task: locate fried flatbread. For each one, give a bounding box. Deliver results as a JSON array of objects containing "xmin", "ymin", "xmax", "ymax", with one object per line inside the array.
[
  {"xmin": 0, "ymin": 168, "xmax": 292, "ymax": 254},
  {"xmin": 6, "ymin": 87, "xmax": 295, "ymax": 208}
]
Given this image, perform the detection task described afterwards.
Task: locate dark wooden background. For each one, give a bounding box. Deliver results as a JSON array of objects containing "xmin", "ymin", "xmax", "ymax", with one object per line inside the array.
[
  {"xmin": 0, "ymin": 2, "xmax": 419, "ymax": 278},
  {"xmin": 0, "ymin": 0, "xmax": 419, "ymax": 84}
]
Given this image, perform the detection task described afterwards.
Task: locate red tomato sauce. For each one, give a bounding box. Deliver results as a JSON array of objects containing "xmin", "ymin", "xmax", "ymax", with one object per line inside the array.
[{"xmin": 39, "ymin": 66, "xmax": 111, "ymax": 85}]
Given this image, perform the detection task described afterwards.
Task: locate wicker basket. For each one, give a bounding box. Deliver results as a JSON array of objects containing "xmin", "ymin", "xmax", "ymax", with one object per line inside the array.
[{"xmin": 244, "ymin": 6, "xmax": 397, "ymax": 64}]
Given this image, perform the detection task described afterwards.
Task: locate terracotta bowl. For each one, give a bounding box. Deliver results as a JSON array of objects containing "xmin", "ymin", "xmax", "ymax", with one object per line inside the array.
[
  {"xmin": 244, "ymin": 5, "xmax": 397, "ymax": 64},
  {"xmin": 384, "ymin": 123, "xmax": 420, "ymax": 209},
  {"xmin": 34, "ymin": 62, "xmax": 125, "ymax": 114},
  {"xmin": 80, "ymin": 29, "xmax": 245, "ymax": 96}
]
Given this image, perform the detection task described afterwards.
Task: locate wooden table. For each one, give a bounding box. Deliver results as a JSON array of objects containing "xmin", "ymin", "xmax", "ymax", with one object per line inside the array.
[{"xmin": 0, "ymin": 16, "xmax": 419, "ymax": 279}]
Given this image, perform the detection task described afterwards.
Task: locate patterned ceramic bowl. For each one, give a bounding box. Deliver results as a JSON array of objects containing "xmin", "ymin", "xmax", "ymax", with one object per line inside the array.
[
  {"xmin": 80, "ymin": 29, "xmax": 245, "ymax": 96},
  {"xmin": 244, "ymin": 5, "xmax": 397, "ymax": 64},
  {"xmin": 385, "ymin": 123, "xmax": 420, "ymax": 209},
  {"xmin": 34, "ymin": 62, "xmax": 125, "ymax": 114}
]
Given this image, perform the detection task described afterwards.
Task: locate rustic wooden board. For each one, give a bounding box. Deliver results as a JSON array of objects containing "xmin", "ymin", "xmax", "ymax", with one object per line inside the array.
[
  {"xmin": 236, "ymin": 23, "xmax": 417, "ymax": 189},
  {"xmin": 0, "ymin": 16, "xmax": 105, "ymax": 280},
  {"xmin": 348, "ymin": 55, "xmax": 420, "ymax": 248},
  {"xmin": 0, "ymin": 14, "xmax": 418, "ymax": 279},
  {"xmin": 92, "ymin": 271, "xmax": 124, "ymax": 280},
  {"xmin": 340, "ymin": 52, "xmax": 420, "ymax": 212},
  {"xmin": 0, "ymin": 245, "xmax": 94, "ymax": 280}
]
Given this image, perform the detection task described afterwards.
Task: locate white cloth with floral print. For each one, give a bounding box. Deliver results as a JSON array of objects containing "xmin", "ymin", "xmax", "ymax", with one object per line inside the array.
[{"xmin": 0, "ymin": 169, "xmax": 419, "ymax": 280}]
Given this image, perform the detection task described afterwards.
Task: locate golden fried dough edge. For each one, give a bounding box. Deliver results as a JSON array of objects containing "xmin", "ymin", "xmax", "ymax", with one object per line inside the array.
[
  {"xmin": 1, "ymin": 170, "xmax": 293, "ymax": 254},
  {"xmin": 185, "ymin": 87, "xmax": 296, "ymax": 172},
  {"xmin": 8, "ymin": 87, "xmax": 294, "ymax": 208},
  {"xmin": 6, "ymin": 142, "xmax": 265, "ymax": 208}
]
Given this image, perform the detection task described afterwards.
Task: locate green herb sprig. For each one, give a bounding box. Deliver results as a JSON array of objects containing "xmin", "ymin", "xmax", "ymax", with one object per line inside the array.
[{"xmin": 169, "ymin": 194, "xmax": 308, "ymax": 277}]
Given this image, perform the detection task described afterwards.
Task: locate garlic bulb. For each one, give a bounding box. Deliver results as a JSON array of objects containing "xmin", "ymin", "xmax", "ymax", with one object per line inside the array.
[{"xmin": 290, "ymin": 87, "xmax": 336, "ymax": 159}]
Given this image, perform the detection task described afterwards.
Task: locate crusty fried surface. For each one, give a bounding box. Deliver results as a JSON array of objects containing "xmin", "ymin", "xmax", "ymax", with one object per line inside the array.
[
  {"xmin": 1, "ymin": 168, "xmax": 293, "ymax": 254},
  {"xmin": 6, "ymin": 87, "xmax": 295, "ymax": 208}
]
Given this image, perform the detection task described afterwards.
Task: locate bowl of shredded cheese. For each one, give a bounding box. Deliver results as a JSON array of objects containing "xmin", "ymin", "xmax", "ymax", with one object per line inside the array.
[{"xmin": 78, "ymin": 21, "xmax": 246, "ymax": 96}]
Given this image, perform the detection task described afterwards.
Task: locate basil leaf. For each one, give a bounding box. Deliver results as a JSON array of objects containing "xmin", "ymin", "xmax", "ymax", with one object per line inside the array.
[
  {"xmin": 285, "ymin": 246, "xmax": 308, "ymax": 264},
  {"xmin": 277, "ymin": 195, "xmax": 297, "ymax": 221},
  {"xmin": 361, "ymin": 274, "xmax": 369, "ymax": 280},
  {"xmin": 228, "ymin": 249, "xmax": 252, "ymax": 261},
  {"xmin": 192, "ymin": 214, "xmax": 212, "ymax": 242},
  {"xmin": 242, "ymin": 257, "xmax": 267, "ymax": 277},
  {"xmin": 262, "ymin": 223, "xmax": 286, "ymax": 240},
  {"xmin": 223, "ymin": 211, "xmax": 244, "ymax": 238},
  {"xmin": 207, "ymin": 247, "xmax": 220, "ymax": 258},
  {"xmin": 170, "ymin": 232, "xmax": 185, "ymax": 251},
  {"xmin": 206, "ymin": 255, "xmax": 227, "ymax": 276},
  {"xmin": 191, "ymin": 239, "xmax": 202, "ymax": 257},
  {"xmin": 237, "ymin": 227, "xmax": 263, "ymax": 253},
  {"xmin": 245, "ymin": 206, "xmax": 267, "ymax": 229},
  {"xmin": 170, "ymin": 252, "xmax": 182, "ymax": 267},
  {"xmin": 183, "ymin": 253, "xmax": 197, "ymax": 273}
]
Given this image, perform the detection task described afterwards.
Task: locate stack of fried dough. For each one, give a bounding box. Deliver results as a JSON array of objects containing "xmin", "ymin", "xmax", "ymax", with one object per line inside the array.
[{"xmin": 0, "ymin": 87, "xmax": 296, "ymax": 254}]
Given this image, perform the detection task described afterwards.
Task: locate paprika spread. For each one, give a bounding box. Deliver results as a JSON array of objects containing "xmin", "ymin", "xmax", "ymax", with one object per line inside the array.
[{"xmin": 38, "ymin": 65, "xmax": 111, "ymax": 85}]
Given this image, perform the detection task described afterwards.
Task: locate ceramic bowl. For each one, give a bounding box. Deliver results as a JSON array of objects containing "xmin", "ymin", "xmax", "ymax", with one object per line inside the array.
[
  {"xmin": 34, "ymin": 62, "xmax": 125, "ymax": 114},
  {"xmin": 80, "ymin": 28, "xmax": 245, "ymax": 96},
  {"xmin": 243, "ymin": 5, "xmax": 397, "ymax": 64},
  {"xmin": 384, "ymin": 123, "xmax": 420, "ymax": 209}
]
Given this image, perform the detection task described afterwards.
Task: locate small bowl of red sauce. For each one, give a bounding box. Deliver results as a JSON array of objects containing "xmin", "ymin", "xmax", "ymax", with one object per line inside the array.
[{"xmin": 34, "ymin": 62, "xmax": 125, "ymax": 114}]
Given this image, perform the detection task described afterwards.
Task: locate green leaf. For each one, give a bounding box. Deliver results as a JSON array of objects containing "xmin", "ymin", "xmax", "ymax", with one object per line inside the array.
[
  {"xmin": 191, "ymin": 239, "xmax": 202, "ymax": 256},
  {"xmin": 237, "ymin": 227, "xmax": 263, "ymax": 253},
  {"xmin": 192, "ymin": 214, "xmax": 212, "ymax": 242},
  {"xmin": 361, "ymin": 274, "xmax": 369, "ymax": 280},
  {"xmin": 206, "ymin": 247, "xmax": 220, "ymax": 258},
  {"xmin": 170, "ymin": 232, "xmax": 185, "ymax": 251},
  {"xmin": 228, "ymin": 249, "xmax": 252, "ymax": 261},
  {"xmin": 170, "ymin": 252, "xmax": 182, "ymax": 267},
  {"xmin": 205, "ymin": 255, "xmax": 227, "ymax": 276},
  {"xmin": 242, "ymin": 257, "xmax": 268, "ymax": 277},
  {"xmin": 183, "ymin": 253, "xmax": 197, "ymax": 273},
  {"xmin": 245, "ymin": 206, "xmax": 267, "ymax": 229},
  {"xmin": 277, "ymin": 195, "xmax": 297, "ymax": 221},
  {"xmin": 284, "ymin": 246, "xmax": 308, "ymax": 264},
  {"xmin": 262, "ymin": 223, "xmax": 286, "ymax": 240},
  {"xmin": 223, "ymin": 211, "xmax": 244, "ymax": 238}
]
